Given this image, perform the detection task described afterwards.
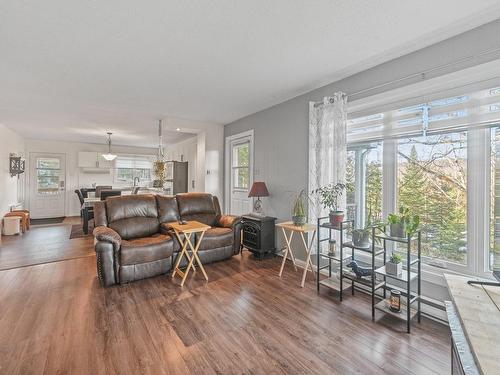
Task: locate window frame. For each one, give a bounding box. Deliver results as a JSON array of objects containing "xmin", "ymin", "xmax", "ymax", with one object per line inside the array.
[
  {"xmin": 231, "ymin": 140, "xmax": 251, "ymax": 191},
  {"xmin": 348, "ymin": 116, "xmax": 497, "ymax": 278},
  {"xmin": 113, "ymin": 154, "xmax": 154, "ymax": 186}
]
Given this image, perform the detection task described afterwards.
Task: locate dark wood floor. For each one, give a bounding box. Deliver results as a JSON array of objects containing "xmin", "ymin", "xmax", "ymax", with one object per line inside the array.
[
  {"xmin": 0, "ymin": 223, "xmax": 451, "ymax": 374},
  {"xmin": 0, "ymin": 217, "xmax": 94, "ymax": 270}
]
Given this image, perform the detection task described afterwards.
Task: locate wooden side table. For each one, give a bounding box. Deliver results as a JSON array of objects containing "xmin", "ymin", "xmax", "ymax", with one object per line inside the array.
[
  {"xmin": 170, "ymin": 220, "xmax": 211, "ymax": 286},
  {"xmin": 276, "ymin": 221, "xmax": 317, "ymax": 287}
]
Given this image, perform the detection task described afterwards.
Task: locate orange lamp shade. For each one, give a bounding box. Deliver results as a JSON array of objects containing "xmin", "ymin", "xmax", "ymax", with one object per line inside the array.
[{"xmin": 248, "ymin": 182, "xmax": 269, "ymax": 198}]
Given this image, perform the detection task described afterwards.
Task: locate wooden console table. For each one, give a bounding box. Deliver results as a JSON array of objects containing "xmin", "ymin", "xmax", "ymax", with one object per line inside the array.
[{"xmin": 445, "ymin": 274, "xmax": 500, "ymax": 375}]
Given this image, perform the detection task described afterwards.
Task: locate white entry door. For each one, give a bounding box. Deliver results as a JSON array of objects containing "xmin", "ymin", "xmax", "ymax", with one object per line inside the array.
[
  {"xmin": 29, "ymin": 153, "xmax": 66, "ymax": 219},
  {"xmin": 225, "ymin": 131, "xmax": 253, "ymax": 216}
]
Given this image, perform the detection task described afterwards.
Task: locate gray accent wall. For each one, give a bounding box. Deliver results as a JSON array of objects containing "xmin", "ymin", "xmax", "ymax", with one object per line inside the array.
[{"xmin": 224, "ymin": 19, "xmax": 500, "ymax": 303}]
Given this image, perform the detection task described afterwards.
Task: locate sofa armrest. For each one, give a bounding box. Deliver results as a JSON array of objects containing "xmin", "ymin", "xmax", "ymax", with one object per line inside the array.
[
  {"xmin": 216, "ymin": 215, "xmax": 241, "ymax": 229},
  {"xmin": 95, "ymin": 241, "xmax": 117, "ymax": 287},
  {"xmin": 93, "ymin": 226, "xmax": 121, "ymax": 250},
  {"xmin": 159, "ymin": 222, "xmax": 174, "ymax": 234}
]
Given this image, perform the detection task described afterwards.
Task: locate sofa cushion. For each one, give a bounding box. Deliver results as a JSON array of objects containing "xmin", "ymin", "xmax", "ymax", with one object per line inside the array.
[
  {"xmin": 196, "ymin": 227, "xmax": 233, "ymax": 250},
  {"xmin": 176, "ymin": 193, "xmax": 219, "ymax": 226},
  {"xmin": 156, "ymin": 195, "xmax": 180, "ymax": 223},
  {"xmin": 120, "ymin": 233, "xmax": 173, "ymax": 265},
  {"xmin": 106, "ymin": 195, "xmax": 159, "ymax": 239}
]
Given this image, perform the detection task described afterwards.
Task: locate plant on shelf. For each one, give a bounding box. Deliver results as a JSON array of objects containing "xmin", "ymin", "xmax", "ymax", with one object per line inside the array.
[
  {"xmin": 386, "ymin": 205, "xmax": 420, "ymax": 238},
  {"xmin": 352, "ymin": 211, "xmax": 374, "ymax": 248},
  {"xmin": 386, "ymin": 252, "xmax": 403, "ymax": 276},
  {"xmin": 291, "ymin": 189, "xmax": 308, "ymax": 226},
  {"xmin": 314, "ymin": 182, "xmax": 346, "ymax": 225}
]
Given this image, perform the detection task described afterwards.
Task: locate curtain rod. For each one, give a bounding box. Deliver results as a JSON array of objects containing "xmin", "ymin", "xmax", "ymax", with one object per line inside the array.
[{"xmin": 313, "ymin": 46, "xmax": 500, "ymax": 107}]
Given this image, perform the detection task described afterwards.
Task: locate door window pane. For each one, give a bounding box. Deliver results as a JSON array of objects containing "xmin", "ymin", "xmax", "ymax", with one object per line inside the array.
[
  {"xmin": 232, "ymin": 142, "xmax": 250, "ymax": 189},
  {"xmin": 397, "ymin": 132, "xmax": 467, "ymax": 264},
  {"xmin": 36, "ymin": 157, "xmax": 61, "ymax": 194}
]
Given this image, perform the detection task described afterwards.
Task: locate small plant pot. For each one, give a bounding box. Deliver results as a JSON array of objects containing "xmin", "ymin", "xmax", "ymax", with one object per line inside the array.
[
  {"xmin": 352, "ymin": 230, "xmax": 370, "ymax": 248},
  {"xmin": 329, "ymin": 211, "xmax": 344, "ymax": 226},
  {"xmin": 389, "ymin": 223, "xmax": 406, "ymax": 238},
  {"xmin": 385, "ymin": 261, "xmax": 402, "ymax": 276},
  {"xmin": 292, "ymin": 215, "xmax": 306, "ymax": 227}
]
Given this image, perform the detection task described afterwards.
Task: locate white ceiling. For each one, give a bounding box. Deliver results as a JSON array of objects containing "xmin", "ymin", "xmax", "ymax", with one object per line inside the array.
[{"xmin": 1, "ymin": 1, "xmax": 500, "ymax": 147}]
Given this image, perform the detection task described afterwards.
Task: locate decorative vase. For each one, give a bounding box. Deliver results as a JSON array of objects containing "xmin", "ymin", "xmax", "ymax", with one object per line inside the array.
[
  {"xmin": 385, "ymin": 261, "xmax": 402, "ymax": 276},
  {"xmin": 352, "ymin": 230, "xmax": 370, "ymax": 248},
  {"xmin": 292, "ymin": 215, "xmax": 306, "ymax": 227},
  {"xmin": 329, "ymin": 211, "xmax": 344, "ymax": 226},
  {"xmin": 389, "ymin": 223, "xmax": 405, "ymax": 238}
]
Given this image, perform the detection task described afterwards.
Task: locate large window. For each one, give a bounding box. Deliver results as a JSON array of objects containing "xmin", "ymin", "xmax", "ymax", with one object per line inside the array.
[
  {"xmin": 114, "ymin": 155, "xmax": 153, "ymax": 185},
  {"xmin": 397, "ymin": 133, "xmax": 467, "ymax": 264},
  {"xmin": 347, "ymin": 84, "xmax": 500, "ymax": 274}
]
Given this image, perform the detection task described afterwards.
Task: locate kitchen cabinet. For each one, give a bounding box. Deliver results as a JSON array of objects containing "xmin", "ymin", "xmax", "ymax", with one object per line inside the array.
[{"xmin": 78, "ymin": 152, "xmax": 113, "ymax": 169}]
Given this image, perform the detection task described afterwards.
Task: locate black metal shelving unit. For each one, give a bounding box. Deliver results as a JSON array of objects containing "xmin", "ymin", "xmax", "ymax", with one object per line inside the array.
[
  {"xmin": 316, "ymin": 218, "xmax": 385, "ymax": 301},
  {"xmin": 316, "ymin": 217, "xmax": 352, "ymax": 295},
  {"xmin": 372, "ymin": 227, "xmax": 422, "ymax": 333},
  {"xmin": 340, "ymin": 225, "xmax": 386, "ymax": 302}
]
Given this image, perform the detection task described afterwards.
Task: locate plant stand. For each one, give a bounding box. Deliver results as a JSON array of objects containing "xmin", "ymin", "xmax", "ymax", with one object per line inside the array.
[
  {"xmin": 316, "ymin": 218, "xmax": 385, "ymax": 301},
  {"xmin": 372, "ymin": 228, "xmax": 422, "ymax": 333},
  {"xmin": 316, "ymin": 217, "xmax": 352, "ymax": 295}
]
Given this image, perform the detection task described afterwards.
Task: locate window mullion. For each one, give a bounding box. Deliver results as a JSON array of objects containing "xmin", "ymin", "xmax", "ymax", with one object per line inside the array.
[{"xmin": 467, "ymin": 128, "xmax": 490, "ymax": 274}]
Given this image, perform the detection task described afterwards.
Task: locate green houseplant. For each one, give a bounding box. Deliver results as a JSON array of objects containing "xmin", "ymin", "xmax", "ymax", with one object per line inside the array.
[
  {"xmin": 387, "ymin": 206, "xmax": 420, "ymax": 238},
  {"xmin": 386, "ymin": 252, "xmax": 403, "ymax": 276},
  {"xmin": 292, "ymin": 189, "xmax": 308, "ymax": 226},
  {"xmin": 352, "ymin": 213, "xmax": 374, "ymax": 248},
  {"xmin": 314, "ymin": 182, "xmax": 346, "ymax": 226}
]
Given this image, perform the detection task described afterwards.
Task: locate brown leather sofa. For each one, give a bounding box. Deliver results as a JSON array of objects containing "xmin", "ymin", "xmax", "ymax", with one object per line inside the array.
[{"xmin": 93, "ymin": 193, "xmax": 241, "ymax": 286}]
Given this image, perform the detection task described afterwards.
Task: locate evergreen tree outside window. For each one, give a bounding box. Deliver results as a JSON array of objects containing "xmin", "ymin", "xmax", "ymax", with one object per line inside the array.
[{"xmin": 397, "ymin": 133, "xmax": 467, "ymax": 264}]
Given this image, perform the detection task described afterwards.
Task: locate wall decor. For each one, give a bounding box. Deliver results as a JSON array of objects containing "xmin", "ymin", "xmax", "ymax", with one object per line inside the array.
[{"xmin": 9, "ymin": 153, "xmax": 25, "ymax": 177}]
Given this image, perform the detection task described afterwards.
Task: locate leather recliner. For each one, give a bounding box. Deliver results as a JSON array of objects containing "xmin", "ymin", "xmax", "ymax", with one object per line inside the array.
[{"xmin": 93, "ymin": 193, "xmax": 241, "ymax": 286}]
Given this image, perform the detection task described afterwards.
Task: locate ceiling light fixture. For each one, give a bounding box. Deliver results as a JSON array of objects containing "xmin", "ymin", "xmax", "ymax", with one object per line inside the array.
[
  {"xmin": 102, "ymin": 132, "xmax": 117, "ymax": 161},
  {"xmin": 176, "ymin": 128, "xmax": 181, "ymax": 131},
  {"xmin": 157, "ymin": 120, "xmax": 165, "ymax": 161}
]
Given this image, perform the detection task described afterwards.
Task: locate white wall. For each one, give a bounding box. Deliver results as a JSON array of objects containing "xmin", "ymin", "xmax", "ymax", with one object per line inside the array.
[
  {"xmin": 25, "ymin": 139, "xmax": 157, "ymax": 217},
  {"xmin": 0, "ymin": 124, "xmax": 25, "ymax": 217}
]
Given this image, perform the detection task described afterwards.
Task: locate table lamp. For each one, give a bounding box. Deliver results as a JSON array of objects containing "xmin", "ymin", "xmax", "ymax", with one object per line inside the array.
[{"xmin": 248, "ymin": 182, "xmax": 269, "ymax": 216}]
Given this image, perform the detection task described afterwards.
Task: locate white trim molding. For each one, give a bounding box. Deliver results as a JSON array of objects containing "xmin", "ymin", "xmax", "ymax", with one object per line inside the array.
[{"xmin": 224, "ymin": 129, "xmax": 254, "ymax": 214}]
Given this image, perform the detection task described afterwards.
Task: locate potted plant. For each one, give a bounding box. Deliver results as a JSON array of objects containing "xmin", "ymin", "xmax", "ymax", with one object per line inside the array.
[
  {"xmin": 352, "ymin": 214, "xmax": 373, "ymax": 248},
  {"xmin": 292, "ymin": 190, "xmax": 308, "ymax": 226},
  {"xmin": 314, "ymin": 182, "xmax": 346, "ymax": 225},
  {"xmin": 386, "ymin": 252, "xmax": 403, "ymax": 276},
  {"xmin": 387, "ymin": 206, "xmax": 420, "ymax": 238}
]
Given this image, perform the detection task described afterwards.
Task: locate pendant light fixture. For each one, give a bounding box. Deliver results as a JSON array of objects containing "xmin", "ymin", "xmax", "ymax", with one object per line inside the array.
[
  {"xmin": 102, "ymin": 132, "xmax": 117, "ymax": 161},
  {"xmin": 157, "ymin": 119, "xmax": 164, "ymax": 161}
]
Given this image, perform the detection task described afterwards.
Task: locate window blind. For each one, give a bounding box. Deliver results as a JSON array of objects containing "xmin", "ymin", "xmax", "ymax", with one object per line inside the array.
[
  {"xmin": 115, "ymin": 155, "xmax": 154, "ymax": 170},
  {"xmin": 347, "ymin": 86, "xmax": 500, "ymax": 143}
]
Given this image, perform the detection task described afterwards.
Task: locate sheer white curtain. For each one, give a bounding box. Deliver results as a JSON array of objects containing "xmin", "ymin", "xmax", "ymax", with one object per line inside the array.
[{"xmin": 308, "ymin": 92, "xmax": 347, "ymax": 220}]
